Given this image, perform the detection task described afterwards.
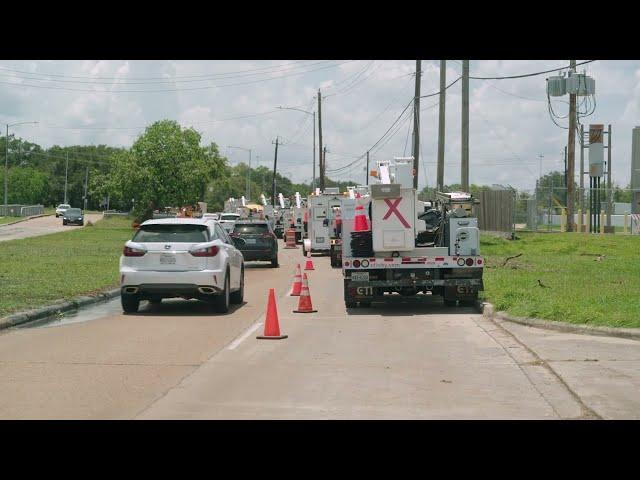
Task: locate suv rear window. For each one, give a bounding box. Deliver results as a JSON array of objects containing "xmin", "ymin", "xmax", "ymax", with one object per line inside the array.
[
  {"xmin": 221, "ymin": 214, "xmax": 239, "ymax": 221},
  {"xmin": 233, "ymin": 223, "xmax": 269, "ymax": 235},
  {"xmin": 133, "ymin": 224, "xmax": 209, "ymax": 243}
]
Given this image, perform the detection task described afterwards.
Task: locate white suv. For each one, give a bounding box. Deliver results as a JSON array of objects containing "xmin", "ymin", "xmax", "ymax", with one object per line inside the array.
[
  {"xmin": 119, "ymin": 218, "xmax": 245, "ymax": 314},
  {"xmin": 55, "ymin": 204, "xmax": 71, "ymax": 218}
]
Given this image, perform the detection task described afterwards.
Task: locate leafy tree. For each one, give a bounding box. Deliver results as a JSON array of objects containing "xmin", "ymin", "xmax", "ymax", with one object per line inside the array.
[{"xmin": 0, "ymin": 167, "xmax": 50, "ymax": 204}]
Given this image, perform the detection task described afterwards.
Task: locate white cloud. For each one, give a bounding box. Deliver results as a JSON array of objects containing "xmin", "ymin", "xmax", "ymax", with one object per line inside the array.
[{"xmin": 0, "ymin": 59, "xmax": 638, "ymax": 192}]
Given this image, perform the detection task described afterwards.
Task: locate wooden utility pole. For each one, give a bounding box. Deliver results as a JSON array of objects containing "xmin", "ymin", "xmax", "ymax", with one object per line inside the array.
[
  {"xmin": 579, "ymin": 124, "xmax": 585, "ymax": 214},
  {"xmin": 366, "ymin": 151, "xmax": 370, "ymax": 185},
  {"xmin": 317, "ymin": 89, "xmax": 324, "ymax": 191},
  {"xmin": 461, "ymin": 60, "xmax": 469, "ymax": 191},
  {"xmin": 64, "ymin": 151, "xmax": 69, "ymax": 204},
  {"xmin": 412, "ymin": 60, "xmax": 422, "ymax": 189},
  {"xmin": 437, "ymin": 60, "xmax": 446, "ymax": 192},
  {"xmin": 566, "ymin": 59, "xmax": 577, "ymax": 231},
  {"xmin": 322, "ymin": 146, "xmax": 327, "ymax": 187},
  {"xmin": 271, "ymin": 137, "xmax": 279, "ymax": 207},
  {"xmin": 83, "ymin": 165, "xmax": 89, "ymax": 211}
]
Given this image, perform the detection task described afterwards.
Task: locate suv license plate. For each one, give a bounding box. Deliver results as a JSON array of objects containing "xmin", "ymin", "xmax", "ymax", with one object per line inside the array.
[
  {"xmin": 351, "ymin": 272, "xmax": 369, "ymax": 281},
  {"xmin": 160, "ymin": 254, "xmax": 176, "ymax": 264},
  {"xmin": 245, "ymin": 238, "xmax": 256, "ymax": 244}
]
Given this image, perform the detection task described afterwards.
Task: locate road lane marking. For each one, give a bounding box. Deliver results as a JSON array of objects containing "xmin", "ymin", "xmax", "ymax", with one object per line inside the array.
[{"xmin": 228, "ymin": 321, "xmax": 264, "ymax": 350}]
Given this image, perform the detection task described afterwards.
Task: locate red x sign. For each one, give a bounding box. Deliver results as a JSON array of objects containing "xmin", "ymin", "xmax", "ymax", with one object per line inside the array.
[{"xmin": 382, "ymin": 198, "xmax": 411, "ymax": 228}]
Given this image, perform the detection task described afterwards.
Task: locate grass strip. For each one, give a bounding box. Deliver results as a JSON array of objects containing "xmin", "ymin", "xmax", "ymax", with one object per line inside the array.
[{"xmin": 480, "ymin": 232, "xmax": 640, "ymax": 328}]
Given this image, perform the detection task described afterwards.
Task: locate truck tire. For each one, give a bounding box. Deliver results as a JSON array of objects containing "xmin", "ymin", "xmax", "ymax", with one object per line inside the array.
[
  {"xmin": 302, "ymin": 243, "xmax": 307, "ymax": 257},
  {"xmin": 122, "ymin": 295, "xmax": 140, "ymax": 313},
  {"xmin": 271, "ymin": 256, "xmax": 279, "ymax": 268}
]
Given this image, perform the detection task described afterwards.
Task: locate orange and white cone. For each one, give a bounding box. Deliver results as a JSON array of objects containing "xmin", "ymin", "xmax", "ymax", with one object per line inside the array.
[
  {"xmin": 304, "ymin": 250, "xmax": 314, "ymax": 271},
  {"xmin": 257, "ymin": 288, "xmax": 288, "ymax": 340},
  {"xmin": 293, "ymin": 273, "xmax": 317, "ymax": 313},
  {"xmin": 290, "ymin": 264, "xmax": 302, "ymax": 296}
]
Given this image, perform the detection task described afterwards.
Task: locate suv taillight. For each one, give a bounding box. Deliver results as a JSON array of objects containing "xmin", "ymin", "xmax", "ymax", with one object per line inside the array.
[
  {"xmin": 262, "ymin": 232, "xmax": 276, "ymax": 239},
  {"xmin": 190, "ymin": 246, "xmax": 220, "ymax": 257},
  {"xmin": 123, "ymin": 246, "xmax": 146, "ymax": 257}
]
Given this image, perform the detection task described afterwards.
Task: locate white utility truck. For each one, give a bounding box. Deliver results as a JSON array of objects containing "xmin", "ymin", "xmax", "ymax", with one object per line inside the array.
[
  {"xmin": 303, "ymin": 188, "xmax": 344, "ymax": 256},
  {"xmin": 291, "ymin": 192, "xmax": 307, "ymax": 244},
  {"xmin": 342, "ymin": 157, "xmax": 484, "ymax": 308}
]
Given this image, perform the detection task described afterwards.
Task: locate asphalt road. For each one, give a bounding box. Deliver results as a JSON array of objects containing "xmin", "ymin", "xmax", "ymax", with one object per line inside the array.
[
  {"xmin": 0, "ymin": 214, "xmax": 103, "ymax": 242},
  {"xmin": 0, "ymin": 239, "xmax": 637, "ymax": 419}
]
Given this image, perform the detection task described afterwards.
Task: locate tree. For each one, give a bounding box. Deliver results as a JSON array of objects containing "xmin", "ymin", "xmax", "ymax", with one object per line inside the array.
[
  {"xmin": 0, "ymin": 167, "xmax": 50, "ymax": 204},
  {"xmin": 109, "ymin": 120, "xmax": 225, "ymax": 221}
]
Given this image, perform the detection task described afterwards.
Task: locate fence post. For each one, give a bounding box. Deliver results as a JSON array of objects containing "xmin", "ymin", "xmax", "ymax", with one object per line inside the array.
[
  {"xmin": 560, "ymin": 208, "xmax": 567, "ymax": 232},
  {"xmin": 587, "ymin": 209, "xmax": 591, "ymax": 233},
  {"xmin": 577, "ymin": 208, "xmax": 582, "ymax": 233},
  {"xmin": 624, "ymin": 213, "xmax": 629, "ymax": 234},
  {"xmin": 599, "ymin": 210, "xmax": 605, "ymax": 234}
]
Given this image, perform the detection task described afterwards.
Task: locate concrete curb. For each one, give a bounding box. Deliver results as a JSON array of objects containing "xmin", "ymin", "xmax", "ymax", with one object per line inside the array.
[
  {"xmin": 0, "ymin": 213, "xmax": 53, "ymax": 227},
  {"xmin": 0, "ymin": 288, "xmax": 121, "ymax": 331},
  {"xmin": 478, "ymin": 301, "xmax": 640, "ymax": 341}
]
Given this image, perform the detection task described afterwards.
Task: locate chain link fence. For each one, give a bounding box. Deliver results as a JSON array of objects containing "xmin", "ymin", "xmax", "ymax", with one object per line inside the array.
[{"xmin": 513, "ymin": 187, "xmax": 639, "ymax": 234}]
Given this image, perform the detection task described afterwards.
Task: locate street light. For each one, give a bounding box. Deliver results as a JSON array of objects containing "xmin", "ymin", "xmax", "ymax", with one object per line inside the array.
[
  {"xmin": 4, "ymin": 121, "xmax": 38, "ymax": 207},
  {"xmin": 227, "ymin": 145, "xmax": 252, "ymax": 201},
  {"xmin": 278, "ymin": 106, "xmax": 316, "ymax": 191}
]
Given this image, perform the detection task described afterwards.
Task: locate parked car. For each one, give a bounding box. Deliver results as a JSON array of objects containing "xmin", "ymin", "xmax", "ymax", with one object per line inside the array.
[
  {"xmin": 219, "ymin": 212, "xmax": 241, "ymax": 233},
  {"xmin": 202, "ymin": 213, "xmax": 220, "ymax": 221},
  {"xmin": 229, "ymin": 219, "xmax": 279, "ymax": 267},
  {"xmin": 62, "ymin": 208, "xmax": 84, "ymax": 226},
  {"xmin": 55, "ymin": 204, "xmax": 71, "ymax": 218},
  {"xmin": 119, "ymin": 218, "xmax": 245, "ymax": 314}
]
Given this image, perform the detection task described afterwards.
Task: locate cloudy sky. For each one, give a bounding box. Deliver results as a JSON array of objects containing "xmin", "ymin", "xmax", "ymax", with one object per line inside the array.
[{"xmin": 1, "ymin": 59, "xmax": 638, "ymax": 192}]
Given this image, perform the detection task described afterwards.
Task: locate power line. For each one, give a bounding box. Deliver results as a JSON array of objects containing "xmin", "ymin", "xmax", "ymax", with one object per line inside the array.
[
  {"xmin": 0, "ymin": 60, "xmax": 356, "ymax": 94},
  {"xmin": 470, "ymin": 60, "xmax": 596, "ymax": 80},
  {"xmin": 0, "ymin": 60, "xmax": 332, "ymax": 82}
]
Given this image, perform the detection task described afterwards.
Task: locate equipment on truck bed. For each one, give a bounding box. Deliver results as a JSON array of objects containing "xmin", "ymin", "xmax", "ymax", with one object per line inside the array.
[{"xmin": 342, "ymin": 157, "xmax": 484, "ymax": 308}]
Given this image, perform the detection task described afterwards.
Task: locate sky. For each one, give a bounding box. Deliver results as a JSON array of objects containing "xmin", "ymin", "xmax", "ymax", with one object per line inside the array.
[{"xmin": 1, "ymin": 59, "xmax": 638, "ymax": 193}]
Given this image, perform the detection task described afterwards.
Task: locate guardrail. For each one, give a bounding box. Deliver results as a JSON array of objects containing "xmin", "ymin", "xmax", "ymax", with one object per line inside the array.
[
  {"xmin": 20, "ymin": 205, "xmax": 44, "ymax": 216},
  {"xmin": 0, "ymin": 204, "xmax": 44, "ymax": 217},
  {"xmin": 103, "ymin": 210, "xmax": 130, "ymax": 218}
]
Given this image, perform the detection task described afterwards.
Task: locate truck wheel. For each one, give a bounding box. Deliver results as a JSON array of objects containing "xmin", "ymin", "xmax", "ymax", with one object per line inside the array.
[
  {"xmin": 302, "ymin": 244, "xmax": 306, "ymax": 257},
  {"xmin": 122, "ymin": 295, "xmax": 140, "ymax": 313},
  {"xmin": 271, "ymin": 256, "xmax": 279, "ymax": 268}
]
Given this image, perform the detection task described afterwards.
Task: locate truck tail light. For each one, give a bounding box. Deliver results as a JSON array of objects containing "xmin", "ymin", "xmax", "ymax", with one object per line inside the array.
[
  {"xmin": 466, "ymin": 258, "xmax": 474, "ymax": 266},
  {"xmin": 353, "ymin": 260, "xmax": 361, "ymax": 268},
  {"xmin": 190, "ymin": 246, "xmax": 220, "ymax": 257},
  {"xmin": 477, "ymin": 259, "xmax": 483, "ymax": 265},
  {"xmin": 123, "ymin": 246, "xmax": 146, "ymax": 257}
]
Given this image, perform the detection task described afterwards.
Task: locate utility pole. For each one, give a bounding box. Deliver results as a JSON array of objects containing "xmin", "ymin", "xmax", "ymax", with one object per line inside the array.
[
  {"xmin": 4, "ymin": 125, "xmax": 8, "ymax": 207},
  {"xmin": 64, "ymin": 151, "xmax": 69, "ymax": 204},
  {"xmin": 83, "ymin": 165, "xmax": 89, "ymax": 211},
  {"xmin": 312, "ymin": 111, "xmax": 316, "ymax": 192},
  {"xmin": 323, "ymin": 146, "xmax": 327, "ymax": 187},
  {"xmin": 607, "ymin": 124, "xmax": 612, "ymax": 228},
  {"xmin": 271, "ymin": 137, "xmax": 279, "ymax": 207},
  {"xmin": 566, "ymin": 59, "xmax": 577, "ymax": 232},
  {"xmin": 461, "ymin": 60, "xmax": 470, "ymax": 191},
  {"xmin": 437, "ymin": 60, "xmax": 446, "ymax": 192},
  {"xmin": 580, "ymin": 124, "xmax": 585, "ymax": 214},
  {"xmin": 317, "ymin": 89, "xmax": 324, "ymax": 191},
  {"xmin": 564, "ymin": 146, "xmax": 567, "ymax": 187},
  {"xmin": 366, "ymin": 151, "xmax": 370, "ymax": 185},
  {"xmin": 412, "ymin": 60, "xmax": 422, "ymax": 190}
]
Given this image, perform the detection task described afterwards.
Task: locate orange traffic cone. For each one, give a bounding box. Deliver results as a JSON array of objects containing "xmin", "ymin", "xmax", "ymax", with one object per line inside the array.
[
  {"xmin": 293, "ymin": 273, "xmax": 317, "ymax": 313},
  {"xmin": 304, "ymin": 250, "xmax": 314, "ymax": 270},
  {"xmin": 290, "ymin": 264, "xmax": 302, "ymax": 296},
  {"xmin": 353, "ymin": 204, "xmax": 369, "ymax": 231},
  {"xmin": 257, "ymin": 288, "xmax": 288, "ymax": 340}
]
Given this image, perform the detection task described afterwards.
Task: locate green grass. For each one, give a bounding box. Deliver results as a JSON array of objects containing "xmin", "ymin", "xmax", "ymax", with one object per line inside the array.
[
  {"xmin": 480, "ymin": 232, "xmax": 640, "ymax": 328},
  {"xmin": 0, "ymin": 217, "xmax": 17, "ymax": 226},
  {"xmin": 0, "ymin": 216, "xmax": 135, "ymax": 317}
]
